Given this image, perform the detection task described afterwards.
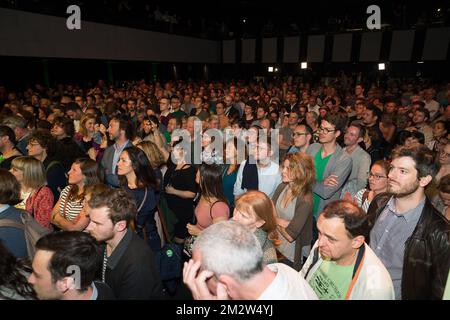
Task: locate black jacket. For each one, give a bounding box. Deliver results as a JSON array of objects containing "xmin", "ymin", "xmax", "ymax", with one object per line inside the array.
[
  {"xmin": 367, "ymin": 193, "xmax": 450, "ymax": 300},
  {"xmin": 94, "ymin": 281, "xmax": 116, "ymax": 300},
  {"xmin": 224, "ymin": 105, "xmax": 240, "ymax": 121},
  {"xmin": 104, "ymin": 229, "xmax": 164, "ymax": 300}
]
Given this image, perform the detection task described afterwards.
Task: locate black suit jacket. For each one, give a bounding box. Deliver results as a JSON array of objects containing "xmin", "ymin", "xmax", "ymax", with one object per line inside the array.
[
  {"xmin": 104, "ymin": 229, "xmax": 164, "ymax": 300},
  {"xmin": 225, "ymin": 106, "xmax": 240, "ymax": 120}
]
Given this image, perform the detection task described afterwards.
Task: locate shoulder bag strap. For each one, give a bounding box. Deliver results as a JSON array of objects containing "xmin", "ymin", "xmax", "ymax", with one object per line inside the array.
[
  {"xmin": 156, "ymin": 204, "xmax": 172, "ymax": 244},
  {"xmin": 137, "ymin": 188, "xmax": 148, "ymax": 212},
  {"xmin": 362, "ymin": 190, "xmax": 370, "ymax": 205}
]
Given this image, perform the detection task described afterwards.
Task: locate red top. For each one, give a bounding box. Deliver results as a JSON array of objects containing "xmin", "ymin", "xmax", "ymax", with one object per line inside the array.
[{"xmin": 25, "ymin": 186, "xmax": 54, "ymax": 230}]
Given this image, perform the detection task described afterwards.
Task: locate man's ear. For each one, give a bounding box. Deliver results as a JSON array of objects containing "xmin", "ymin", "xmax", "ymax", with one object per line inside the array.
[
  {"xmin": 255, "ymin": 218, "xmax": 265, "ymax": 229},
  {"xmin": 217, "ymin": 274, "xmax": 237, "ymax": 299},
  {"xmin": 351, "ymin": 235, "xmax": 365, "ymax": 250},
  {"xmin": 114, "ymin": 220, "xmax": 127, "ymax": 233},
  {"xmin": 419, "ymin": 175, "xmax": 433, "ymax": 188},
  {"xmin": 56, "ymin": 277, "xmax": 74, "ymax": 293},
  {"xmin": 335, "ymin": 129, "xmax": 341, "ymax": 139}
]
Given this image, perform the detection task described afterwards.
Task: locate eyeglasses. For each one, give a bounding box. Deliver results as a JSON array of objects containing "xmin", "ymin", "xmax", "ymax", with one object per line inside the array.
[
  {"xmin": 318, "ymin": 126, "xmax": 336, "ymax": 134},
  {"xmin": 440, "ymin": 150, "xmax": 450, "ymax": 157},
  {"xmin": 369, "ymin": 172, "xmax": 387, "ymax": 180},
  {"xmin": 292, "ymin": 132, "xmax": 307, "ymax": 137}
]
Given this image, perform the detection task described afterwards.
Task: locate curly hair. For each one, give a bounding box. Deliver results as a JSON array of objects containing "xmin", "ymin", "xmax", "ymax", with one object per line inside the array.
[
  {"xmin": 282, "ymin": 152, "xmax": 316, "ymax": 198},
  {"xmin": 88, "ymin": 188, "xmax": 137, "ymax": 226},
  {"xmin": 0, "ymin": 242, "xmax": 35, "ymax": 300}
]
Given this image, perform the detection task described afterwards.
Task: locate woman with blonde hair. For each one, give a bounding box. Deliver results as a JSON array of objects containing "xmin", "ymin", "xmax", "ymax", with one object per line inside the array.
[
  {"xmin": 10, "ymin": 156, "xmax": 54, "ymax": 229},
  {"xmin": 74, "ymin": 113, "xmax": 105, "ymax": 161},
  {"xmin": 137, "ymin": 140, "xmax": 169, "ymax": 193},
  {"xmin": 272, "ymin": 152, "xmax": 315, "ymax": 270},
  {"xmin": 232, "ymin": 190, "xmax": 279, "ymax": 265}
]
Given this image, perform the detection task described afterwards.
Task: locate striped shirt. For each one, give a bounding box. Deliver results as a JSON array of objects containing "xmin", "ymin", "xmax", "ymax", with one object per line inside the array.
[
  {"xmin": 59, "ymin": 186, "xmax": 84, "ymax": 222},
  {"xmin": 354, "ymin": 188, "xmax": 370, "ymax": 213}
]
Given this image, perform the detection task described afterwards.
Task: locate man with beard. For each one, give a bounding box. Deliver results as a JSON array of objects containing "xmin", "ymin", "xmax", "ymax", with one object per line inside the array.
[
  {"xmin": 368, "ymin": 145, "xmax": 450, "ymax": 300},
  {"xmin": 86, "ymin": 188, "xmax": 164, "ymax": 299},
  {"xmin": 101, "ymin": 116, "xmax": 134, "ymax": 188}
]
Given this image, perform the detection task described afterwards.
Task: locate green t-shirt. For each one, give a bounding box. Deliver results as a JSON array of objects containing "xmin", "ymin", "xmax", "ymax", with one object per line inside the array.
[
  {"xmin": 163, "ymin": 131, "xmax": 171, "ymax": 144},
  {"xmin": 308, "ymin": 259, "xmax": 354, "ymax": 300},
  {"xmin": 312, "ymin": 149, "xmax": 332, "ymax": 217}
]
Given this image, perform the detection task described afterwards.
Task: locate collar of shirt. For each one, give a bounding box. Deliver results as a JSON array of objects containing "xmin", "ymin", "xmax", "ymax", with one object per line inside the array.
[
  {"xmin": 386, "ymin": 196, "xmax": 425, "ymax": 224},
  {"xmin": 89, "ymin": 282, "xmax": 98, "ymax": 300},
  {"xmin": 18, "ymin": 132, "xmax": 31, "ymax": 142},
  {"xmin": 288, "ymin": 146, "xmax": 300, "ymax": 154},
  {"xmin": 105, "ymin": 228, "xmax": 133, "ymax": 270},
  {"xmin": 113, "ymin": 140, "xmax": 130, "ymax": 153}
]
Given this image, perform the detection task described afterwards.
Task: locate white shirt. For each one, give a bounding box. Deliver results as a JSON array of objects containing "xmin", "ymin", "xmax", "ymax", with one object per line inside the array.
[
  {"xmin": 233, "ymin": 160, "xmax": 281, "ymax": 198},
  {"xmin": 424, "ymin": 99, "xmax": 440, "ymax": 119},
  {"xmin": 259, "ymin": 263, "xmax": 318, "ymax": 300}
]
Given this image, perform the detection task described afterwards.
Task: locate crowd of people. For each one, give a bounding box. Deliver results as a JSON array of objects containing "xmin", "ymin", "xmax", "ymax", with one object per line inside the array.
[{"xmin": 0, "ymin": 77, "xmax": 449, "ymax": 300}]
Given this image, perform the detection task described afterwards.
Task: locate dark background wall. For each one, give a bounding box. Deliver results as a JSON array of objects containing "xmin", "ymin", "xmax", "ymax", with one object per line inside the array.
[{"xmin": 0, "ymin": 8, "xmax": 449, "ymax": 89}]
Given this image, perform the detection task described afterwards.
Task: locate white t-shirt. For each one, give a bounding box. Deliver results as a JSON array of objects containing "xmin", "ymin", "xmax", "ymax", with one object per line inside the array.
[
  {"xmin": 233, "ymin": 160, "xmax": 281, "ymax": 198},
  {"xmin": 258, "ymin": 263, "xmax": 318, "ymax": 300},
  {"xmin": 424, "ymin": 99, "xmax": 440, "ymax": 119}
]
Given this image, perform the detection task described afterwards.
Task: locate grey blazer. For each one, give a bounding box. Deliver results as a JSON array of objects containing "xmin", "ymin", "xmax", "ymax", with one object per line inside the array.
[
  {"xmin": 306, "ymin": 143, "xmax": 352, "ymax": 214},
  {"xmin": 101, "ymin": 140, "xmax": 134, "ymax": 188}
]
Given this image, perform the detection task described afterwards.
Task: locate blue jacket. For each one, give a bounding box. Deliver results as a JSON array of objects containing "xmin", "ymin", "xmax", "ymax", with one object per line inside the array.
[{"xmin": 0, "ymin": 206, "xmax": 28, "ymax": 259}]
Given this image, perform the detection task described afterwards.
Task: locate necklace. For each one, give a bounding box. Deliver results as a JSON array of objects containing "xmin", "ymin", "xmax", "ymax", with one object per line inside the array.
[{"xmin": 102, "ymin": 250, "xmax": 108, "ymax": 283}]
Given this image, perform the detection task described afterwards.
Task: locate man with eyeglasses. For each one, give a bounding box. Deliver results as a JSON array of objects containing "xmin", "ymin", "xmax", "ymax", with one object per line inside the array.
[
  {"xmin": 306, "ymin": 114, "xmax": 352, "ymax": 241},
  {"xmin": 169, "ymin": 95, "xmax": 186, "ymax": 120},
  {"xmin": 27, "ymin": 130, "xmax": 67, "ymax": 199},
  {"xmin": 287, "ymin": 124, "xmax": 313, "ymax": 154},
  {"xmin": 340, "ymin": 124, "xmax": 371, "ymax": 198},
  {"xmin": 368, "ymin": 145, "xmax": 450, "ymax": 300}
]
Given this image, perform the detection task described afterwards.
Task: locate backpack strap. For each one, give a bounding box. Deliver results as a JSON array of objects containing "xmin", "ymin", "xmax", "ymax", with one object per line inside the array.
[
  {"xmin": 304, "ymin": 247, "xmax": 320, "ymax": 279},
  {"xmin": 0, "ymin": 219, "xmax": 24, "ymax": 230},
  {"xmin": 46, "ymin": 160, "xmax": 61, "ymax": 174}
]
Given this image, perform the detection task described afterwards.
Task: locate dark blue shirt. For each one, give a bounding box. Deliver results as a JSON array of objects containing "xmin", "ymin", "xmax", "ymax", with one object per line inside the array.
[{"xmin": 0, "ymin": 205, "xmax": 28, "ymax": 259}]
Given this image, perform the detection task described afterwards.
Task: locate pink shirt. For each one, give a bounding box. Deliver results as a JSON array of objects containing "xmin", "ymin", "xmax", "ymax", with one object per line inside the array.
[{"xmin": 195, "ymin": 200, "xmax": 230, "ymax": 230}]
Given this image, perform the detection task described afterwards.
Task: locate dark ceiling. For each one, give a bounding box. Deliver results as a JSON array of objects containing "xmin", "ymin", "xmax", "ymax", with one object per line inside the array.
[{"xmin": 1, "ymin": 0, "xmax": 448, "ymax": 39}]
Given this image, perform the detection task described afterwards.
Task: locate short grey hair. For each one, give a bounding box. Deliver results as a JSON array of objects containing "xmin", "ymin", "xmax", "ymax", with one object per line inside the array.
[
  {"xmin": 3, "ymin": 115, "xmax": 27, "ymax": 129},
  {"xmin": 193, "ymin": 221, "xmax": 264, "ymax": 282},
  {"xmin": 187, "ymin": 116, "xmax": 200, "ymax": 122}
]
